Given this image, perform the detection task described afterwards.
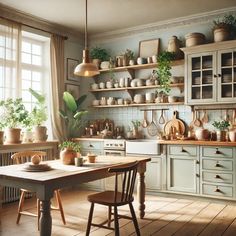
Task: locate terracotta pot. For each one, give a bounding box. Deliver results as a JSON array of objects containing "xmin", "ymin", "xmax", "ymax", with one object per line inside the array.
[
  {"xmin": 87, "ymin": 153, "xmax": 96, "ymax": 163},
  {"xmin": 60, "ymin": 148, "xmax": 76, "ymax": 165},
  {"xmin": 216, "ymin": 130, "xmax": 227, "ymax": 142},
  {"xmin": 185, "ymin": 32, "xmax": 205, "ymax": 47},
  {"xmin": 195, "ymin": 128, "xmax": 210, "ymax": 140},
  {"xmin": 229, "ymin": 130, "xmax": 236, "ymax": 142},
  {"xmin": 5, "ymin": 128, "xmax": 21, "ymax": 144},
  {"xmin": 214, "ymin": 27, "xmax": 230, "ymax": 42},
  {"xmin": 34, "ymin": 126, "xmax": 47, "ymax": 142},
  {"xmin": 0, "ymin": 131, "xmax": 4, "ymax": 144}
]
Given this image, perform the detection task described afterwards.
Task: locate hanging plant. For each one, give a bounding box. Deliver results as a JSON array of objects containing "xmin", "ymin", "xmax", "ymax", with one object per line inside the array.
[{"xmin": 154, "ymin": 51, "xmax": 175, "ymax": 95}]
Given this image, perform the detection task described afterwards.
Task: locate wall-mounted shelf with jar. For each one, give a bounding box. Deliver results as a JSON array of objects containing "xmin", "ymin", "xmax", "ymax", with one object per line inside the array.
[{"xmin": 182, "ymin": 40, "xmax": 236, "ymax": 105}]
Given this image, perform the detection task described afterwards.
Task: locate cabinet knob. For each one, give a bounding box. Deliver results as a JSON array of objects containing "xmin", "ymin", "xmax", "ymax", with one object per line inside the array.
[
  {"xmin": 196, "ymin": 174, "xmax": 200, "ymax": 178},
  {"xmin": 214, "ymin": 187, "xmax": 221, "ymax": 193},
  {"xmin": 196, "ymin": 160, "xmax": 200, "ymax": 164},
  {"xmin": 215, "ymin": 148, "xmax": 221, "ymax": 155},
  {"xmin": 215, "ymin": 162, "xmax": 221, "ymax": 167},
  {"xmin": 89, "ymin": 144, "xmax": 94, "ymax": 148},
  {"xmin": 215, "ymin": 174, "xmax": 221, "ymax": 179},
  {"xmin": 218, "ymin": 74, "xmax": 221, "ymax": 77},
  {"xmin": 213, "ymin": 74, "xmax": 217, "ymax": 78}
]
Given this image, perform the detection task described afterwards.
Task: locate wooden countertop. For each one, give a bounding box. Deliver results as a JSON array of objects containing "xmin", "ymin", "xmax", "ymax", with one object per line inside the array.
[{"xmin": 157, "ymin": 140, "xmax": 236, "ymax": 147}]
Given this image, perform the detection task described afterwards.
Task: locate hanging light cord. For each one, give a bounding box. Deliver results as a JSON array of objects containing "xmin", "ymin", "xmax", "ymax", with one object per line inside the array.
[{"xmin": 85, "ymin": 0, "xmax": 88, "ymax": 49}]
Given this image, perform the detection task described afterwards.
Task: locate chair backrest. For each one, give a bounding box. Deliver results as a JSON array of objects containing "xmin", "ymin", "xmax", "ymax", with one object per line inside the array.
[
  {"xmin": 11, "ymin": 151, "xmax": 47, "ymax": 164},
  {"xmin": 108, "ymin": 161, "xmax": 138, "ymax": 203}
]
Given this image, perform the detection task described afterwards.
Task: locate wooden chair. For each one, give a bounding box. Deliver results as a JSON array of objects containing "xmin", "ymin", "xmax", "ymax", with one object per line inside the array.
[
  {"xmin": 11, "ymin": 151, "xmax": 66, "ymax": 229},
  {"xmin": 86, "ymin": 161, "xmax": 140, "ymax": 236}
]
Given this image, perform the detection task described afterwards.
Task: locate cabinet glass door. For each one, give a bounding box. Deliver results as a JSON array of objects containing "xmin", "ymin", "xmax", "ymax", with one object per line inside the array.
[
  {"xmin": 218, "ymin": 50, "xmax": 236, "ymax": 102},
  {"xmin": 187, "ymin": 52, "xmax": 216, "ymax": 104}
]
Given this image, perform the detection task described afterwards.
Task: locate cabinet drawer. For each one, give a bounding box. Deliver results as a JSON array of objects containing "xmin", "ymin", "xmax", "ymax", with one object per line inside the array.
[
  {"xmin": 202, "ymin": 159, "xmax": 233, "ymax": 171},
  {"xmin": 168, "ymin": 145, "xmax": 197, "ymax": 156},
  {"xmin": 202, "ymin": 184, "xmax": 233, "ymax": 198},
  {"xmin": 202, "ymin": 171, "xmax": 233, "ymax": 184},
  {"xmin": 202, "ymin": 147, "xmax": 233, "ymax": 158},
  {"xmin": 81, "ymin": 149, "xmax": 104, "ymax": 156},
  {"xmin": 80, "ymin": 141, "xmax": 103, "ymax": 150}
]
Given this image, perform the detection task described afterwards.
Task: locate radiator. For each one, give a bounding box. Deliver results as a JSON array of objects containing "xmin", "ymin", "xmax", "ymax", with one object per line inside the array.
[{"xmin": 0, "ymin": 142, "xmax": 58, "ymax": 203}]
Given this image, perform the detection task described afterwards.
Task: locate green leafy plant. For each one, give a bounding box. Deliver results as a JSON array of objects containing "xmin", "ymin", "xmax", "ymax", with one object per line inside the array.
[
  {"xmin": 90, "ymin": 46, "xmax": 110, "ymax": 61},
  {"xmin": 212, "ymin": 120, "xmax": 230, "ymax": 131},
  {"xmin": 59, "ymin": 92, "xmax": 88, "ymax": 139},
  {"xmin": 0, "ymin": 98, "xmax": 28, "ymax": 128},
  {"xmin": 28, "ymin": 88, "xmax": 47, "ymax": 127},
  {"xmin": 213, "ymin": 14, "xmax": 236, "ymax": 32},
  {"xmin": 131, "ymin": 120, "xmax": 141, "ymax": 128},
  {"xmin": 124, "ymin": 49, "xmax": 135, "ymax": 60},
  {"xmin": 59, "ymin": 141, "xmax": 81, "ymax": 153},
  {"xmin": 154, "ymin": 51, "xmax": 175, "ymax": 95}
]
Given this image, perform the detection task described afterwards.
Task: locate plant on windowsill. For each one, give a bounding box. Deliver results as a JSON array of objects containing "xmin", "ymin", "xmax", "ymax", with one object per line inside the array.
[
  {"xmin": 59, "ymin": 141, "xmax": 81, "ymax": 165},
  {"xmin": 59, "ymin": 92, "xmax": 88, "ymax": 139},
  {"xmin": 0, "ymin": 98, "xmax": 28, "ymax": 144},
  {"xmin": 213, "ymin": 14, "xmax": 236, "ymax": 42},
  {"xmin": 212, "ymin": 120, "xmax": 230, "ymax": 141},
  {"xmin": 0, "ymin": 120, "xmax": 6, "ymax": 145},
  {"xmin": 28, "ymin": 88, "xmax": 48, "ymax": 142},
  {"xmin": 90, "ymin": 46, "xmax": 110, "ymax": 69}
]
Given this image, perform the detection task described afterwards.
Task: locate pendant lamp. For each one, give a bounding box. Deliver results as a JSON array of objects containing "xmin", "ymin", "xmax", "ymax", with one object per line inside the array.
[{"xmin": 74, "ymin": 0, "xmax": 100, "ymax": 77}]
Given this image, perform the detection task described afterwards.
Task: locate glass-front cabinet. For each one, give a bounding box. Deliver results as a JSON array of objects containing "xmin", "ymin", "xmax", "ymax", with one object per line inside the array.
[{"xmin": 182, "ymin": 40, "xmax": 236, "ymax": 105}]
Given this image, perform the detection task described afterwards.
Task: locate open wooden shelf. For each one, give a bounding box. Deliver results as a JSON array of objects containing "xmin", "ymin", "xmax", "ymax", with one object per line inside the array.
[
  {"xmin": 89, "ymin": 83, "xmax": 184, "ymax": 92},
  {"xmin": 91, "ymin": 102, "xmax": 184, "ymax": 108},
  {"xmin": 98, "ymin": 59, "xmax": 184, "ymax": 73}
]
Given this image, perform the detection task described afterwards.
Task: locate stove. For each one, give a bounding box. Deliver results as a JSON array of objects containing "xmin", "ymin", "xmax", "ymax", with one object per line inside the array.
[{"xmin": 103, "ymin": 139, "xmax": 126, "ymax": 156}]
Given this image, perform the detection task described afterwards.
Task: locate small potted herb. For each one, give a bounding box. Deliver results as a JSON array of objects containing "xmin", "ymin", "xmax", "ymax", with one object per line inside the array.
[
  {"xmin": 131, "ymin": 120, "xmax": 141, "ymax": 138},
  {"xmin": 213, "ymin": 14, "xmax": 236, "ymax": 42},
  {"xmin": 0, "ymin": 98, "xmax": 28, "ymax": 144},
  {"xmin": 212, "ymin": 120, "xmax": 230, "ymax": 141},
  {"xmin": 59, "ymin": 141, "xmax": 81, "ymax": 165},
  {"xmin": 90, "ymin": 46, "xmax": 110, "ymax": 69}
]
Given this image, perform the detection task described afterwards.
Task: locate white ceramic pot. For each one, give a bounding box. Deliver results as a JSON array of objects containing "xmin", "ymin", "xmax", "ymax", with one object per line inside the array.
[
  {"xmin": 99, "ymin": 82, "xmax": 105, "ymax": 89},
  {"xmin": 100, "ymin": 97, "xmax": 107, "ymax": 105},
  {"xmin": 146, "ymin": 79, "xmax": 155, "ymax": 86},
  {"xmin": 100, "ymin": 61, "xmax": 110, "ymax": 69},
  {"xmin": 229, "ymin": 130, "xmax": 236, "ymax": 142},
  {"xmin": 130, "ymin": 80, "xmax": 136, "ymax": 87},
  {"xmin": 92, "ymin": 100, "xmax": 100, "ymax": 106},
  {"xmin": 114, "ymin": 83, "xmax": 119, "ymax": 88},
  {"xmin": 90, "ymin": 83, "xmax": 99, "ymax": 90},
  {"xmin": 107, "ymin": 97, "xmax": 115, "ymax": 105},
  {"xmin": 106, "ymin": 81, "xmax": 113, "ymax": 89},
  {"xmin": 168, "ymin": 96, "xmax": 178, "ymax": 103},
  {"xmin": 145, "ymin": 93, "xmax": 155, "ymax": 103},
  {"xmin": 117, "ymin": 98, "xmax": 123, "ymax": 105},
  {"xmin": 134, "ymin": 94, "xmax": 145, "ymax": 104},
  {"xmin": 119, "ymin": 78, "xmax": 125, "ymax": 87}
]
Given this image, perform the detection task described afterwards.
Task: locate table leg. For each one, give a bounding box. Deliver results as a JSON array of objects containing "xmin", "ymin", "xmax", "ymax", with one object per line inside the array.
[
  {"xmin": 137, "ymin": 163, "xmax": 146, "ymax": 219},
  {"xmin": 39, "ymin": 200, "xmax": 52, "ymax": 236}
]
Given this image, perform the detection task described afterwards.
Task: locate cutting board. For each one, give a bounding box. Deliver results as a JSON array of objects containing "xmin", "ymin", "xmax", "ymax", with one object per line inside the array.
[{"xmin": 164, "ymin": 111, "xmax": 185, "ymax": 135}]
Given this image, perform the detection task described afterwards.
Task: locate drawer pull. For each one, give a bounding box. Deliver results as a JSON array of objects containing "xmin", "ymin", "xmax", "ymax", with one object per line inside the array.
[
  {"xmin": 196, "ymin": 174, "xmax": 200, "ymax": 178},
  {"xmin": 215, "ymin": 187, "xmax": 221, "ymax": 193},
  {"xmin": 88, "ymin": 144, "xmax": 94, "ymax": 148},
  {"xmin": 181, "ymin": 147, "xmax": 187, "ymax": 153},
  {"xmin": 215, "ymin": 175, "xmax": 221, "ymax": 179},
  {"xmin": 215, "ymin": 148, "xmax": 221, "ymax": 155},
  {"xmin": 215, "ymin": 162, "xmax": 221, "ymax": 167}
]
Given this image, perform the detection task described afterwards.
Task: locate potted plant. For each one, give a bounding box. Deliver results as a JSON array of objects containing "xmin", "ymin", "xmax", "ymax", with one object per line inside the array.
[
  {"xmin": 59, "ymin": 141, "xmax": 81, "ymax": 165},
  {"xmin": 90, "ymin": 46, "xmax": 110, "ymax": 69},
  {"xmin": 0, "ymin": 98, "xmax": 28, "ymax": 144},
  {"xmin": 131, "ymin": 120, "xmax": 141, "ymax": 138},
  {"xmin": 124, "ymin": 49, "xmax": 135, "ymax": 66},
  {"xmin": 59, "ymin": 92, "xmax": 88, "ymax": 139},
  {"xmin": 28, "ymin": 88, "xmax": 48, "ymax": 142},
  {"xmin": 0, "ymin": 120, "xmax": 6, "ymax": 145},
  {"xmin": 213, "ymin": 14, "xmax": 236, "ymax": 42},
  {"xmin": 154, "ymin": 51, "xmax": 175, "ymax": 102},
  {"xmin": 212, "ymin": 120, "xmax": 230, "ymax": 141}
]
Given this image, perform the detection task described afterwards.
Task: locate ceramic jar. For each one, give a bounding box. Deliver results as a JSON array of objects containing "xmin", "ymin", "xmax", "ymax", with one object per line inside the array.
[
  {"xmin": 117, "ymin": 98, "xmax": 123, "ymax": 105},
  {"xmin": 119, "ymin": 78, "xmax": 125, "ymax": 87},
  {"xmin": 185, "ymin": 32, "xmax": 205, "ymax": 47},
  {"xmin": 100, "ymin": 97, "xmax": 107, "ymax": 105},
  {"xmin": 167, "ymin": 36, "xmax": 183, "ymax": 59},
  {"xmin": 90, "ymin": 83, "xmax": 99, "ymax": 90},
  {"xmin": 107, "ymin": 97, "xmax": 115, "ymax": 105},
  {"xmin": 100, "ymin": 61, "xmax": 110, "ymax": 69},
  {"xmin": 145, "ymin": 93, "xmax": 155, "ymax": 103},
  {"xmin": 60, "ymin": 148, "xmax": 76, "ymax": 165},
  {"xmin": 152, "ymin": 55, "xmax": 157, "ymax": 63},
  {"xmin": 229, "ymin": 130, "xmax": 236, "ymax": 142},
  {"xmin": 137, "ymin": 57, "xmax": 147, "ymax": 65},
  {"xmin": 134, "ymin": 94, "xmax": 145, "ymax": 104},
  {"xmin": 216, "ymin": 130, "xmax": 227, "ymax": 142},
  {"xmin": 99, "ymin": 82, "xmax": 105, "ymax": 89},
  {"xmin": 195, "ymin": 128, "xmax": 210, "ymax": 141},
  {"xmin": 92, "ymin": 100, "xmax": 100, "ymax": 106},
  {"xmin": 130, "ymin": 80, "xmax": 136, "ymax": 87},
  {"xmin": 106, "ymin": 81, "xmax": 113, "ymax": 89}
]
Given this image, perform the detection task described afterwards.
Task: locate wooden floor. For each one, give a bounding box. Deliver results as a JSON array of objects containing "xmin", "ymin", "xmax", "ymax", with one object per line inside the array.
[{"xmin": 1, "ymin": 189, "xmax": 236, "ymax": 236}]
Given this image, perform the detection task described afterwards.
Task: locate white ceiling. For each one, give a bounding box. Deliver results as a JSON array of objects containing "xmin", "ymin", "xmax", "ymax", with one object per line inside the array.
[{"xmin": 0, "ymin": 0, "xmax": 236, "ymax": 35}]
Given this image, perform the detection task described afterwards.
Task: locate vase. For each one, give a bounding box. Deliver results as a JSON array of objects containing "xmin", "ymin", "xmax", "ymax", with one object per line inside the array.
[
  {"xmin": 60, "ymin": 148, "xmax": 76, "ymax": 165},
  {"xmin": 0, "ymin": 131, "xmax": 4, "ymax": 144},
  {"xmin": 132, "ymin": 127, "xmax": 139, "ymax": 138},
  {"xmin": 22, "ymin": 130, "xmax": 33, "ymax": 143},
  {"xmin": 92, "ymin": 59, "xmax": 101, "ymax": 69},
  {"xmin": 216, "ymin": 130, "xmax": 227, "ymax": 142},
  {"xmin": 33, "ymin": 126, "xmax": 47, "ymax": 142},
  {"xmin": 214, "ymin": 27, "xmax": 230, "ymax": 42},
  {"xmin": 167, "ymin": 36, "xmax": 183, "ymax": 59},
  {"xmin": 5, "ymin": 128, "xmax": 21, "ymax": 144},
  {"xmin": 229, "ymin": 130, "xmax": 236, "ymax": 142}
]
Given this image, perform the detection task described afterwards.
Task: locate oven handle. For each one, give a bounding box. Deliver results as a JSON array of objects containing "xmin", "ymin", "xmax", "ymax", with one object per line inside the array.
[{"xmin": 104, "ymin": 150, "xmax": 125, "ymax": 155}]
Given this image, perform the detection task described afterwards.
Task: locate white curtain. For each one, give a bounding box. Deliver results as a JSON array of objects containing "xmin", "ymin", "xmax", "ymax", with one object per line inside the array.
[
  {"xmin": 0, "ymin": 19, "xmax": 21, "ymax": 99},
  {"xmin": 49, "ymin": 34, "xmax": 65, "ymax": 142}
]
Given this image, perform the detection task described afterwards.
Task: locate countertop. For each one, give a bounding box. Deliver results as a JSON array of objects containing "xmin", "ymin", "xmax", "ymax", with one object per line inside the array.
[{"xmin": 74, "ymin": 137, "xmax": 236, "ymax": 147}]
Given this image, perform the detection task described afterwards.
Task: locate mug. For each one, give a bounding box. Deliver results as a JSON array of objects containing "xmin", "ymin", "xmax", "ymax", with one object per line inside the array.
[{"xmin": 74, "ymin": 157, "xmax": 84, "ymax": 166}]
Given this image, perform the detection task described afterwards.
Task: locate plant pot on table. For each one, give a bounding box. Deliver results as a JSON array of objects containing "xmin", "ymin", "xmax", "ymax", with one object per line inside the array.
[{"xmin": 60, "ymin": 148, "xmax": 76, "ymax": 165}]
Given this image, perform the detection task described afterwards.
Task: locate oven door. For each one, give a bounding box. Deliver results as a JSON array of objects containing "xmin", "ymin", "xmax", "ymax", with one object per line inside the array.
[{"xmin": 104, "ymin": 149, "xmax": 125, "ymax": 156}]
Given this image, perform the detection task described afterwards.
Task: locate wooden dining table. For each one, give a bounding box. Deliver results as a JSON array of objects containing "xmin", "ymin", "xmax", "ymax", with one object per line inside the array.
[{"xmin": 0, "ymin": 155, "xmax": 151, "ymax": 236}]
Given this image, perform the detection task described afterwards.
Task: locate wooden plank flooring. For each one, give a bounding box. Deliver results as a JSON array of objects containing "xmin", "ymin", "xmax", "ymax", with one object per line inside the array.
[{"xmin": 1, "ymin": 189, "xmax": 236, "ymax": 236}]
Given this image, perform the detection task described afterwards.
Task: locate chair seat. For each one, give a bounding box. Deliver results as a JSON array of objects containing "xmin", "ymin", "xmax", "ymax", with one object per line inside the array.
[{"xmin": 88, "ymin": 191, "xmax": 133, "ymax": 206}]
